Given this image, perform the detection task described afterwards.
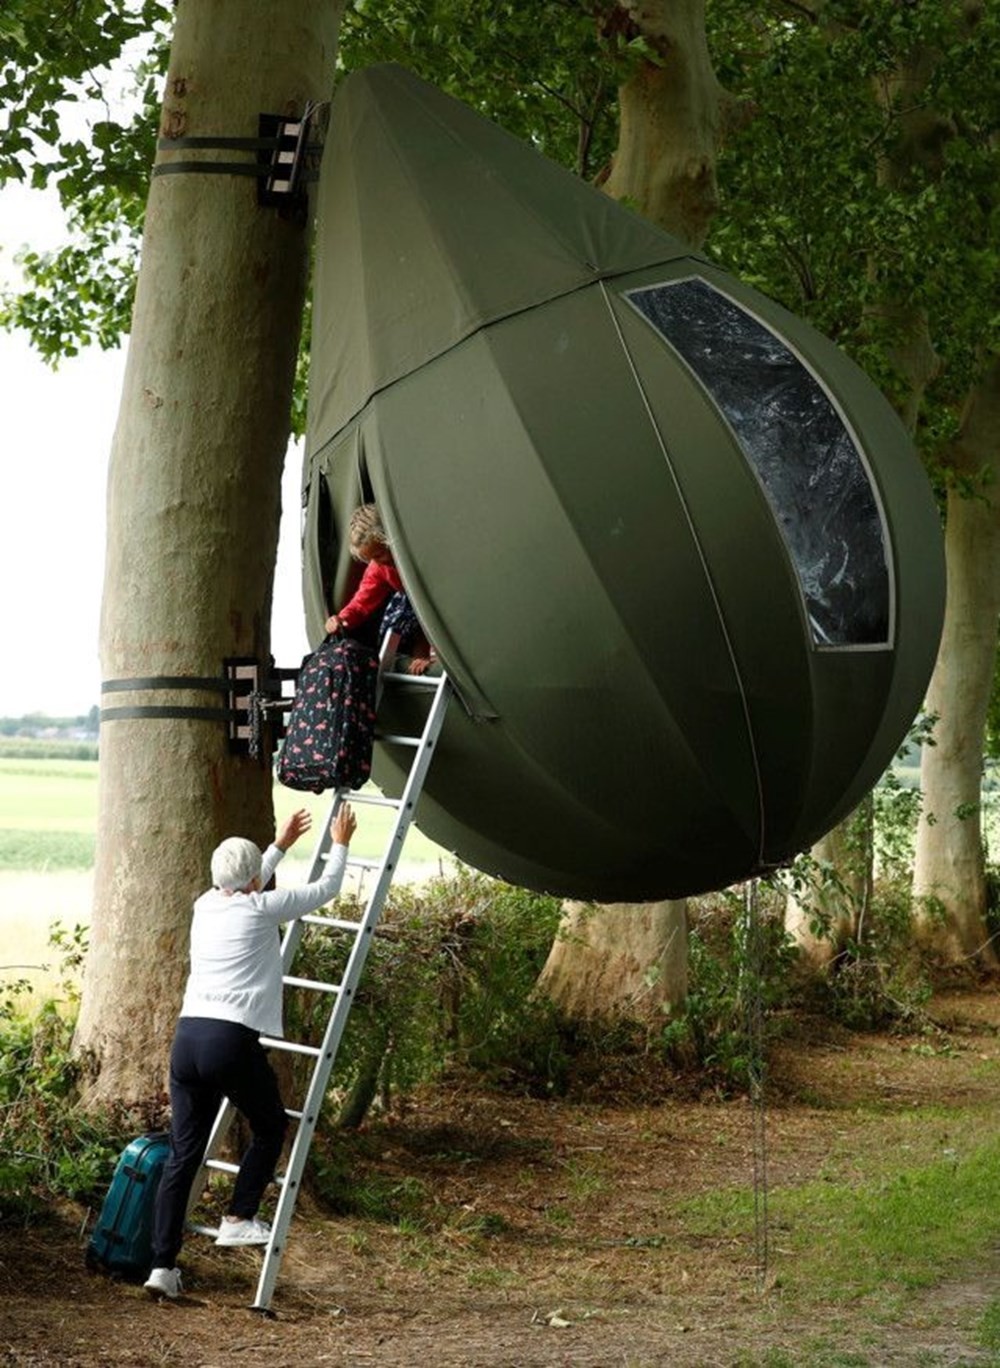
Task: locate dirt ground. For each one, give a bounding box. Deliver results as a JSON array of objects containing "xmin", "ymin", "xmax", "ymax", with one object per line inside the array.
[{"xmin": 3, "ymin": 988, "xmax": 1000, "ymax": 1368}]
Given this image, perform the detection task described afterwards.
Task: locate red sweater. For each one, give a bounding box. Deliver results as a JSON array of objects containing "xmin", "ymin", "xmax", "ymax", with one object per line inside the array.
[{"xmin": 337, "ymin": 560, "xmax": 403, "ymax": 631}]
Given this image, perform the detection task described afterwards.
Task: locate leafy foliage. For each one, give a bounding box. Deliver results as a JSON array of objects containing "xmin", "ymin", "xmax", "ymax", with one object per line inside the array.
[
  {"xmin": 0, "ymin": 923, "xmax": 143, "ymax": 1215},
  {"xmin": 0, "ymin": 0, "xmax": 170, "ymax": 360},
  {"xmin": 1, "ymin": 2, "xmax": 625, "ymax": 375},
  {"xmin": 338, "ymin": 0, "xmax": 620, "ymax": 180},
  {"xmin": 661, "ymin": 883, "xmax": 797, "ymax": 1091},
  {"xmin": 707, "ymin": 0, "xmax": 1000, "ymax": 463},
  {"xmin": 5, "ymin": 0, "xmax": 997, "ymax": 426},
  {"xmin": 286, "ymin": 866, "xmax": 566, "ymax": 1131},
  {"xmin": 0, "ymin": 0, "xmax": 166, "ymax": 187}
]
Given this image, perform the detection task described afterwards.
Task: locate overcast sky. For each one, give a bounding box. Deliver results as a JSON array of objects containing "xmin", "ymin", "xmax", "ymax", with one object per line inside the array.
[{"xmin": 0, "ymin": 180, "xmax": 310, "ymax": 719}]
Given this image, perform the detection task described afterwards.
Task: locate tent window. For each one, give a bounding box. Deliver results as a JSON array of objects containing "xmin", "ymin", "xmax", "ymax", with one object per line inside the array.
[{"xmin": 626, "ymin": 277, "xmax": 891, "ymax": 649}]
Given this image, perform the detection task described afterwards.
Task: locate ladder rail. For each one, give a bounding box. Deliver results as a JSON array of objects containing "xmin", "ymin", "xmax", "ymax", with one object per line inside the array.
[
  {"xmin": 182, "ymin": 640, "xmax": 450, "ymax": 1268},
  {"xmin": 183, "ymin": 788, "xmax": 350, "ymax": 1225},
  {"xmin": 251, "ymin": 669, "xmax": 451, "ymax": 1312}
]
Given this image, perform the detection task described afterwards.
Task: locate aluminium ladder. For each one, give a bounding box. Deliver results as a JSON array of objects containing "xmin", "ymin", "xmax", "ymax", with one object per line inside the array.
[{"xmin": 188, "ymin": 661, "xmax": 451, "ymax": 1313}]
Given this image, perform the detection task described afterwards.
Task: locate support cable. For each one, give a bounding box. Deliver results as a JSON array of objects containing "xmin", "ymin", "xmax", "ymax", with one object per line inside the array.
[{"xmin": 740, "ymin": 877, "xmax": 770, "ymax": 1293}]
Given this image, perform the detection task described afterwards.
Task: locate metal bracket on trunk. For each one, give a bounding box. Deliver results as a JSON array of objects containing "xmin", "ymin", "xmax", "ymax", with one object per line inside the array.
[
  {"xmin": 99, "ymin": 658, "xmax": 304, "ymax": 762},
  {"xmin": 224, "ymin": 657, "xmax": 300, "ymax": 759},
  {"xmin": 151, "ymin": 103, "xmax": 327, "ymax": 222}
]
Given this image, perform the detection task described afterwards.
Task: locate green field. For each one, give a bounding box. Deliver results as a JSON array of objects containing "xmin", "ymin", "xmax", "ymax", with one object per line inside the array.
[
  {"xmin": 0, "ymin": 755, "xmax": 451, "ymax": 875},
  {"xmin": 0, "ymin": 757, "xmax": 99, "ymax": 871},
  {"xmin": 0, "ymin": 755, "xmax": 454, "ymax": 1006}
]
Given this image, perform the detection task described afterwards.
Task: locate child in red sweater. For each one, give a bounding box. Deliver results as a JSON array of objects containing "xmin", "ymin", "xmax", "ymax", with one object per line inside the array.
[{"xmin": 324, "ymin": 505, "xmax": 435, "ymax": 674}]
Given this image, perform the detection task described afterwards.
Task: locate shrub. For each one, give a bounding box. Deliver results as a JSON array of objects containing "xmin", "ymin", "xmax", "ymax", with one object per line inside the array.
[
  {"xmin": 0, "ymin": 1003, "xmax": 118, "ymax": 1209},
  {"xmin": 0, "ymin": 925, "xmax": 144, "ymax": 1220},
  {"xmin": 807, "ymin": 874, "xmax": 934, "ymax": 1031},
  {"xmin": 286, "ymin": 865, "xmax": 566, "ymax": 1133},
  {"xmin": 661, "ymin": 883, "xmax": 797, "ymax": 1092}
]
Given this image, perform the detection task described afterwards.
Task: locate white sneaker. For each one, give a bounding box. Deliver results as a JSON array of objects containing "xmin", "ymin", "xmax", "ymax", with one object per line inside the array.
[
  {"xmin": 144, "ymin": 1266, "xmax": 183, "ymax": 1299},
  {"xmin": 215, "ymin": 1216, "xmax": 272, "ymax": 1246}
]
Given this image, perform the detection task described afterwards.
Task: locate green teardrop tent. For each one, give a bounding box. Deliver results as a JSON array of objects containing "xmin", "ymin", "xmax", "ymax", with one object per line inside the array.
[{"xmin": 300, "ymin": 63, "xmax": 945, "ymax": 901}]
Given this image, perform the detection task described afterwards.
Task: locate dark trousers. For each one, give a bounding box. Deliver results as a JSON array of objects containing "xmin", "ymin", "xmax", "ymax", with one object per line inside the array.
[{"xmin": 151, "ymin": 1016, "xmax": 289, "ymax": 1268}]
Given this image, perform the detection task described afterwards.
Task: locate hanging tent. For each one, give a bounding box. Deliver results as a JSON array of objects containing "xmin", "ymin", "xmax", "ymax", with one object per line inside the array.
[{"xmin": 300, "ymin": 63, "xmax": 945, "ymax": 901}]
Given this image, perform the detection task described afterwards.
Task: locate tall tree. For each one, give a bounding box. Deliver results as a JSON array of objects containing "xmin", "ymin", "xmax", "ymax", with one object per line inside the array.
[
  {"xmin": 914, "ymin": 357, "xmax": 1000, "ymax": 963},
  {"xmin": 709, "ymin": 0, "xmax": 999, "ymax": 967},
  {"xmin": 72, "ymin": 0, "xmax": 343, "ymax": 1103},
  {"xmin": 537, "ymin": 0, "xmax": 724, "ymax": 1023}
]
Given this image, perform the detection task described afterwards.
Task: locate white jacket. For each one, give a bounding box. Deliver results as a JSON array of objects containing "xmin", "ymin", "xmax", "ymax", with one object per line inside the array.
[{"xmin": 180, "ymin": 842, "xmax": 348, "ymax": 1038}]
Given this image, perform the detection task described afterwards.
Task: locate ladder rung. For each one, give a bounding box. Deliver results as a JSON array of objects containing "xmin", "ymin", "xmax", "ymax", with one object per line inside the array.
[
  {"xmin": 205, "ymin": 1158, "xmax": 240, "ymax": 1176},
  {"xmin": 259, "ymin": 1036, "xmax": 322, "ymax": 1057},
  {"xmin": 301, "ymin": 913, "xmax": 364, "ymax": 932},
  {"xmin": 345, "ymin": 792, "xmax": 402, "ymax": 809},
  {"xmin": 347, "ymin": 856, "xmax": 382, "ymax": 870},
  {"xmin": 381, "ymin": 671, "xmax": 443, "ymax": 688},
  {"xmin": 283, "ymin": 974, "xmax": 342, "ymax": 994},
  {"xmin": 376, "ymin": 732, "xmax": 421, "ymax": 747},
  {"xmin": 308, "ymin": 847, "xmax": 375, "ymax": 869},
  {"xmin": 208, "ymin": 1168, "xmax": 286, "ymax": 1189},
  {"xmin": 286, "ymin": 1107, "xmax": 303, "ymax": 1121}
]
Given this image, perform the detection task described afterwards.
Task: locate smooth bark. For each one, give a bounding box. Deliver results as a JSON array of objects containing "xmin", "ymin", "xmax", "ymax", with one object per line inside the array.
[
  {"xmin": 75, "ymin": 0, "xmax": 342, "ymax": 1104},
  {"xmin": 601, "ymin": 0, "xmax": 722, "ymax": 248},
  {"xmin": 536, "ymin": 900, "xmax": 688, "ymax": 1021},
  {"xmin": 914, "ymin": 360, "xmax": 1000, "ymax": 965}
]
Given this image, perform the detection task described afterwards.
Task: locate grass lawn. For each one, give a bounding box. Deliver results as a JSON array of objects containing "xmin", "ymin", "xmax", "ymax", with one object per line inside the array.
[
  {"xmin": 0, "ymin": 755, "xmax": 452, "ymax": 871},
  {"xmin": 0, "ymin": 755, "xmax": 455, "ymax": 1004},
  {"xmin": 0, "ymin": 758, "xmax": 97, "ymax": 832}
]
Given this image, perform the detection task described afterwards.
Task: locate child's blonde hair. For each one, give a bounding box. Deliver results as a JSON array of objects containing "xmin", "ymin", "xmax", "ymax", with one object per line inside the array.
[{"xmin": 348, "ymin": 503, "xmax": 389, "ymax": 560}]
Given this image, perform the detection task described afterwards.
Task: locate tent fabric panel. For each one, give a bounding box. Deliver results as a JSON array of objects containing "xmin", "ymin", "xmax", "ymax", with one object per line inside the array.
[
  {"xmin": 305, "ymin": 63, "xmax": 693, "ymax": 447},
  {"xmin": 372, "ymin": 683, "xmax": 760, "ymax": 901},
  {"xmin": 468, "ymin": 289, "xmax": 766, "ymax": 836},
  {"xmin": 779, "ymin": 651, "xmax": 896, "ymax": 854},
  {"xmin": 366, "ymin": 318, "xmax": 764, "ymax": 848},
  {"xmin": 626, "ymin": 277, "xmax": 892, "ymax": 648},
  {"xmin": 606, "ymin": 278, "xmax": 816, "ymax": 852},
  {"xmin": 608, "ymin": 262, "xmax": 944, "ymax": 855}
]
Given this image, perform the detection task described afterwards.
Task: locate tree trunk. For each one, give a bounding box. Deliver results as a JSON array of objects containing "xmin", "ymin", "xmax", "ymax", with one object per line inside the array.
[
  {"xmin": 785, "ymin": 797, "xmax": 872, "ymax": 968},
  {"xmin": 537, "ymin": 0, "xmax": 722, "ymax": 1018},
  {"xmin": 914, "ymin": 359, "xmax": 1000, "ymax": 966},
  {"xmin": 852, "ymin": 19, "xmax": 1000, "ymax": 967},
  {"xmin": 74, "ymin": 0, "xmax": 342, "ymax": 1105},
  {"xmin": 785, "ymin": 30, "xmax": 950, "ymax": 965},
  {"xmin": 536, "ymin": 900, "xmax": 688, "ymax": 1022},
  {"xmin": 601, "ymin": 0, "xmax": 722, "ymax": 248}
]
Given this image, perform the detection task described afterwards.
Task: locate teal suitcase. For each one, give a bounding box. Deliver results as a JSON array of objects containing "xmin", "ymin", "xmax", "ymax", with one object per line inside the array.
[{"xmin": 85, "ymin": 1131, "xmax": 170, "ymax": 1280}]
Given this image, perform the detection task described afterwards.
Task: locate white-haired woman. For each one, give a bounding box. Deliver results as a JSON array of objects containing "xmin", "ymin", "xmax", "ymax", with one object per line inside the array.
[{"xmin": 144, "ymin": 803, "xmax": 357, "ymax": 1300}]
